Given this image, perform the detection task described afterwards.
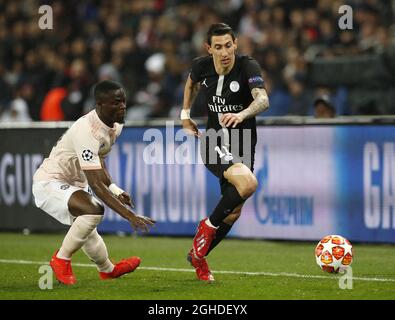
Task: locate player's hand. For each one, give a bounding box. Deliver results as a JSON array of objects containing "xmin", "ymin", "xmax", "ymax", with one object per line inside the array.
[
  {"xmin": 182, "ymin": 119, "xmax": 201, "ymax": 137},
  {"xmin": 118, "ymin": 192, "xmax": 135, "ymax": 208},
  {"xmin": 128, "ymin": 214, "xmax": 156, "ymax": 232},
  {"xmin": 220, "ymin": 113, "xmax": 245, "ymax": 128}
]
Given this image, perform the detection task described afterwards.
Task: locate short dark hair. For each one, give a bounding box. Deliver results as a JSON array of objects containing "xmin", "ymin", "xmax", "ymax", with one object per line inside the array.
[
  {"xmin": 206, "ymin": 23, "xmax": 235, "ymax": 46},
  {"xmin": 94, "ymin": 80, "xmax": 123, "ymax": 101}
]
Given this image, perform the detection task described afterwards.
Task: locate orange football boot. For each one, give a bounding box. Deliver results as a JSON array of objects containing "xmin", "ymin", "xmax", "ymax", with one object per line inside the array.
[
  {"xmin": 50, "ymin": 250, "xmax": 76, "ymax": 285},
  {"xmin": 99, "ymin": 257, "xmax": 141, "ymax": 280},
  {"xmin": 192, "ymin": 218, "xmax": 217, "ymax": 259},
  {"xmin": 187, "ymin": 249, "xmax": 215, "ymax": 282}
]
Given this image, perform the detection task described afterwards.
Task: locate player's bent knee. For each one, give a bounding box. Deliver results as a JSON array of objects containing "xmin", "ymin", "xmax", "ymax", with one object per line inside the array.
[
  {"xmin": 90, "ymin": 197, "xmax": 105, "ymax": 215},
  {"xmin": 70, "ymin": 203, "xmax": 104, "ymax": 217},
  {"xmin": 235, "ymin": 173, "xmax": 258, "ymax": 198},
  {"xmin": 68, "ymin": 190, "xmax": 105, "ymax": 216},
  {"xmin": 247, "ymin": 174, "xmax": 258, "ymax": 195},
  {"xmin": 224, "ymin": 163, "xmax": 251, "ymax": 180},
  {"xmin": 90, "ymin": 203, "xmax": 105, "ymax": 216}
]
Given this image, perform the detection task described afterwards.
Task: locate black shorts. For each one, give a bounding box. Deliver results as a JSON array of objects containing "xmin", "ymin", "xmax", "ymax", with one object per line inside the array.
[{"xmin": 201, "ymin": 138, "xmax": 255, "ymax": 195}]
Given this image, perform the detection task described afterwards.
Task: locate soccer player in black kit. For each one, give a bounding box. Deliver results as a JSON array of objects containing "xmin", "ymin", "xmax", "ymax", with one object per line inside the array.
[{"xmin": 181, "ymin": 23, "xmax": 269, "ymax": 281}]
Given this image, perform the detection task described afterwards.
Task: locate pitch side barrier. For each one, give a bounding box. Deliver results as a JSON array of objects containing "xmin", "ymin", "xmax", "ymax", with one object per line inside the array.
[{"xmin": 1, "ymin": 116, "xmax": 395, "ymax": 243}]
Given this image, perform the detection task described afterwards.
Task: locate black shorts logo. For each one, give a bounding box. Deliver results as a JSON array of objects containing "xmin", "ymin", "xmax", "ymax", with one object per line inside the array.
[{"xmin": 82, "ymin": 149, "xmax": 94, "ymax": 161}]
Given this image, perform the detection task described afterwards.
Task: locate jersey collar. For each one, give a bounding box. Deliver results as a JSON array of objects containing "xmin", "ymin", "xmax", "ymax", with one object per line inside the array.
[{"xmin": 93, "ymin": 110, "xmax": 116, "ymax": 132}]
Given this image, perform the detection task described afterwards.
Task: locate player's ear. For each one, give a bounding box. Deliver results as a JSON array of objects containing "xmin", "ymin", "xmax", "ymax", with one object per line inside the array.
[
  {"xmin": 96, "ymin": 100, "xmax": 104, "ymax": 112},
  {"xmin": 205, "ymin": 42, "xmax": 212, "ymax": 54}
]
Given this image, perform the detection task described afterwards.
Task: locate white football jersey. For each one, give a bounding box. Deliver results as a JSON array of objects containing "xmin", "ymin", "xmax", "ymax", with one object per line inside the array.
[{"xmin": 33, "ymin": 110, "xmax": 123, "ymax": 187}]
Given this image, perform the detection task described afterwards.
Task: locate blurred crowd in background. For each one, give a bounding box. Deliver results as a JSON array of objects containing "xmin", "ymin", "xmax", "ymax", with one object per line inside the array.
[{"xmin": 0, "ymin": 0, "xmax": 394, "ymax": 122}]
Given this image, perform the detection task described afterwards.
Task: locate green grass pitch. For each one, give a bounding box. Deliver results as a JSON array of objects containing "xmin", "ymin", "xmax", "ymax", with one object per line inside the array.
[{"xmin": 0, "ymin": 232, "xmax": 394, "ymax": 300}]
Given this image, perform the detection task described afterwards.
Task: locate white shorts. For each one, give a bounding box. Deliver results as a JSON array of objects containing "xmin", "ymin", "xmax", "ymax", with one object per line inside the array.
[{"xmin": 32, "ymin": 180, "xmax": 93, "ymax": 225}]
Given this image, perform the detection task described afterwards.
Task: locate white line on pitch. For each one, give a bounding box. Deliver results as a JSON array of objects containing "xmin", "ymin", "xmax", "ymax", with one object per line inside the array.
[{"xmin": 0, "ymin": 258, "xmax": 394, "ymax": 283}]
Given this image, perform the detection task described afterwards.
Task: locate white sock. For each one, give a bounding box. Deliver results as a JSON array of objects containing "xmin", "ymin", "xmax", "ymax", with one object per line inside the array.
[
  {"xmin": 206, "ymin": 218, "xmax": 219, "ymax": 229},
  {"xmin": 57, "ymin": 215, "xmax": 103, "ymax": 260},
  {"xmin": 82, "ymin": 229, "xmax": 114, "ymax": 273}
]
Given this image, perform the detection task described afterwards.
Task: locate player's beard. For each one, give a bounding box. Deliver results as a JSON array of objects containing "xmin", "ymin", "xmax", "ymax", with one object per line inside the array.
[
  {"xmin": 116, "ymin": 111, "xmax": 126, "ymax": 124},
  {"xmin": 117, "ymin": 116, "xmax": 125, "ymax": 124}
]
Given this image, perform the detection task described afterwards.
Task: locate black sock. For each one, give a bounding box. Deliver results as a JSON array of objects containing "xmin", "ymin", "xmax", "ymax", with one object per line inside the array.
[
  {"xmin": 206, "ymin": 221, "xmax": 232, "ymax": 255},
  {"xmin": 209, "ymin": 184, "xmax": 245, "ymax": 227}
]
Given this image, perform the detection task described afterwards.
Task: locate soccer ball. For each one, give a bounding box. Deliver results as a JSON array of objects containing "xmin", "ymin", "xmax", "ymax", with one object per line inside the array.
[{"xmin": 315, "ymin": 235, "xmax": 353, "ymax": 273}]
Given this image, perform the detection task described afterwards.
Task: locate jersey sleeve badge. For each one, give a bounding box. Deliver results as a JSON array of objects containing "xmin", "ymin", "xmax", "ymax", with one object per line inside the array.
[{"xmin": 81, "ymin": 149, "xmax": 94, "ymax": 161}]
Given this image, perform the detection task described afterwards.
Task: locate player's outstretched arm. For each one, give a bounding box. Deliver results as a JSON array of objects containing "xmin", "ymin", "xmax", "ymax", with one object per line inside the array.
[
  {"xmin": 100, "ymin": 157, "xmax": 135, "ymax": 208},
  {"xmin": 181, "ymin": 74, "xmax": 201, "ymax": 137},
  {"xmin": 83, "ymin": 169, "xmax": 155, "ymax": 232},
  {"xmin": 221, "ymin": 88, "xmax": 269, "ymax": 128}
]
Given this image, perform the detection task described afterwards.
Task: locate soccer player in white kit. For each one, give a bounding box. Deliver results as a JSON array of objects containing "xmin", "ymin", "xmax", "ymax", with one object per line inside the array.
[{"xmin": 32, "ymin": 80, "xmax": 155, "ymax": 285}]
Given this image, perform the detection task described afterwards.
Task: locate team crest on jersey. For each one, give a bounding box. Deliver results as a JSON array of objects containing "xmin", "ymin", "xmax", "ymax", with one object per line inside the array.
[
  {"xmin": 230, "ymin": 81, "xmax": 240, "ymax": 92},
  {"xmin": 82, "ymin": 149, "xmax": 94, "ymax": 161}
]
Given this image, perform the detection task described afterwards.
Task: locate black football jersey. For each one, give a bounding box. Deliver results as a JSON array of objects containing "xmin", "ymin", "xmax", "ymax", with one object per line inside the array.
[
  {"xmin": 190, "ymin": 54, "xmax": 264, "ymax": 128},
  {"xmin": 190, "ymin": 54, "xmax": 264, "ymax": 168}
]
